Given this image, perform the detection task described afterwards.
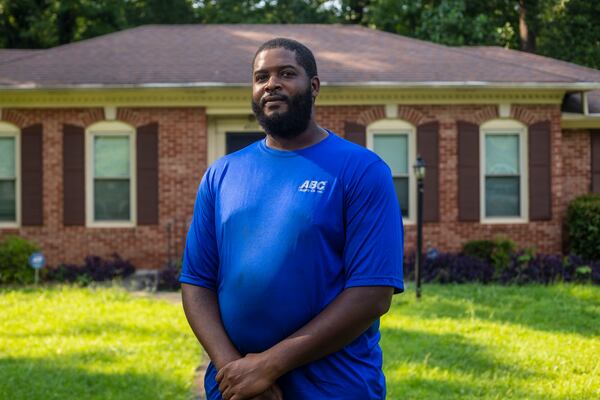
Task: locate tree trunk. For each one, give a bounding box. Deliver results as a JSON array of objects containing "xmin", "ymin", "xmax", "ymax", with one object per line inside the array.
[{"xmin": 519, "ymin": 0, "xmax": 536, "ymax": 52}]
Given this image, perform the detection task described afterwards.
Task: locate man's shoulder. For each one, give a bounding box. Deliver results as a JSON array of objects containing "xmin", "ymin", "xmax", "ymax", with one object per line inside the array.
[{"xmin": 324, "ymin": 132, "xmax": 384, "ymax": 171}]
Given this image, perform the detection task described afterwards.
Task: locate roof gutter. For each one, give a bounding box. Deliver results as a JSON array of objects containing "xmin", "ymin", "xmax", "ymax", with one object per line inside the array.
[{"xmin": 1, "ymin": 81, "xmax": 599, "ymax": 91}]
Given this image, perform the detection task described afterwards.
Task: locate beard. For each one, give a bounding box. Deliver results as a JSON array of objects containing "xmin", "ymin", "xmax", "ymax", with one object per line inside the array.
[{"xmin": 252, "ymin": 85, "xmax": 313, "ymax": 139}]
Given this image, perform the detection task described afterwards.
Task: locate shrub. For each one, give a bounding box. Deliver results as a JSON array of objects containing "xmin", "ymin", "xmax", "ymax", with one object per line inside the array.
[
  {"xmin": 404, "ymin": 252, "xmax": 493, "ymax": 284},
  {"xmin": 463, "ymin": 238, "xmax": 517, "ymax": 277},
  {"xmin": 45, "ymin": 254, "xmax": 135, "ymax": 285},
  {"xmin": 566, "ymin": 194, "xmax": 600, "ymax": 261},
  {"xmin": 0, "ymin": 235, "xmax": 40, "ymax": 285},
  {"xmin": 404, "ymin": 250, "xmax": 599, "ymax": 286},
  {"xmin": 158, "ymin": 261, "xmax": 182, "ymax": 291}
]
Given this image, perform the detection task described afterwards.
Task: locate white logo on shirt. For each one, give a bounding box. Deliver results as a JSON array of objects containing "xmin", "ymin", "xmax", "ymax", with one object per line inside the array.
[{"xmin": 298, "ymin": 180, "xmax": 328, "ymax": 194}]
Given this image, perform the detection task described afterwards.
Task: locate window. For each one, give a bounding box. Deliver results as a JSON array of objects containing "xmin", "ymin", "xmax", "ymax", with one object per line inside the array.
[
  {"xmin": 86, "ymin": 121, "xmax": 136, "ymax": 226},
  {"xmin": 0, "ymin": 122, "xmax": 19, "ymax": 226},
  {"xmin": 367, "ymin": 119, "xmax": 416, "ymax": 222},
  {"xmin": 480, "ymin": 120, "xmax": 528, "ymax": 222}
]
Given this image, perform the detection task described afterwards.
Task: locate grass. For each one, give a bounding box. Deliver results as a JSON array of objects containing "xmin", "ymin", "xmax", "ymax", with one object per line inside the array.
[
  {"xmin": 0, "ymin": 284, "xmax": 598, "ymax": 399},
  {"xmin": 0, "ymin": 286, "xmax": 200, "ymax": 400},
  {"xmin": 381, "ymin": 284, "xmax": 600, "ymax": 399}
]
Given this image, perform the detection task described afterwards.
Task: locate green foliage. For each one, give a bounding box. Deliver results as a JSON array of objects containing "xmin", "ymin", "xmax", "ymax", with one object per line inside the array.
[
  {"xmin": 463, "ymin": 237, "xmax": 517, "ymax": 276},
  {"xmin": 1, "ymin": 0, "xmax": 599, "ymax": 69},
  {"xmin": 566, "ymin": 194, "xmax": 600, "ymax": 261},
  {"xmin": 0, "ymin": 235, "xmax": 40, "ymax": 285},
  {"xmin": 537, "ymin": 0, "xmax": 600, "ymax": 69}
]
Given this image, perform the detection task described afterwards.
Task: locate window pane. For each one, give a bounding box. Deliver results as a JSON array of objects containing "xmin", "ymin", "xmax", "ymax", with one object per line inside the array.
[
  {"xmin": 373, "ymin": 134, "xmax": 408, "ymax": 174},
  {"xmin": 393, "ymin": 177, "xmax": 409, "ymax": 217},
  {"xmin": 94, "ymin": 136, "xmax": 130, "ymax": 178},
  {"xmin": 0, "ymin": 180, "xmax": 16, "ymax": 221},
  {"xmin": 0, "ymin": 137, "xmax": 15, "ymax": 178},
  {"xmin": 94, "ymin": 180, "xmax": 130, "ymax": 221},
  {"xmin": 485, "ymin": 134, "xmax": 519, "ymax": 175},
  {"xmin": 485, "ymin": 177, "xmax": 520, "ymax": 217}
]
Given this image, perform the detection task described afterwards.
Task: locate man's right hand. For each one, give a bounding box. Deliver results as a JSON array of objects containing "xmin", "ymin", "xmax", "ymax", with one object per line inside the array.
[{"xmin": 250, "ymin": 384, "xmax": 283, "ymax": 400}]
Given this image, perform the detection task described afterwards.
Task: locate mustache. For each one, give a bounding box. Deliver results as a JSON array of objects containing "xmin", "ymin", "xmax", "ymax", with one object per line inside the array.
[{"xmin": 260, "ymin": 94, "xmax": 288, "ymax": 108}]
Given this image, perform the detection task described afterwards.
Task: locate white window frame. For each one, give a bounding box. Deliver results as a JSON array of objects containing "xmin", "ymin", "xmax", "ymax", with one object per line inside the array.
[
  {"xmin": 207, "ymin": 116, "xmax": 263, "ymax": 164},
  {"xmin": 0, "ymin": 122, "xmax": 20, "ymax": 228},
  {"xmin": 367, "ymin": 119, "xmax": 416, "ymax": 225},
  {"xmin": 480, "ymin": 119, "xmax": 529, "ymax": 224},
  {"xmin": 85, "ymin": 121, "xmax": 136, "ymax": 228}
]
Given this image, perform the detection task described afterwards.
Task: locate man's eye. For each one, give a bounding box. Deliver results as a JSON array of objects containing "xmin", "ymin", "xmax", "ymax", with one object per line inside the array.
[
  {"xmin": 281, "ymin": 70, "xmax": 295, "ymax": 77},
  {"xmin": 255, "ymin": 75, "xmax": 268, "ymax": 82}
]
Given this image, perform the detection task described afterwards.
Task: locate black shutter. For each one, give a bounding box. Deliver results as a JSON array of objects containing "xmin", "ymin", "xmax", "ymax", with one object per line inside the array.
[
  {"xmin": 21, "ymin": 124, "xmax": 43, "ymax": 225},
  {"xmin": 417, "ymin": 121, "xmax": 440, "ymax": 222},
  {"xmin": 63, "ymin": 124, "xmax": 85, "ymax": 226},
  {"xmin": 529, "ymin": 121, "xmax": 552, "ymax": 220},
  {"xmin": 457, "ymin": 121, "xmax": 480, "ymax": 221},
  {"xmin": 592, "ymin": 130, "xmax": 600, "ymax": 194},
  {"xmin": 344, "ymin": 121, "xmax": 366, "ymax": 147},
  {"xmin": 137, "ymin": 122, "xmax": 159, "ymax": 225}
]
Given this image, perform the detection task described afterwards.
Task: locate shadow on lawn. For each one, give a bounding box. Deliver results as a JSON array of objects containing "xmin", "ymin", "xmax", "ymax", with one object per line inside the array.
[
  {"xmin": 393, "ymin": 285, "xmax": 599, "ymax": 337},
  {"xmin": 380, "ymin": 327, "xmax": 539, "ymax": 379},
  {"xmin": 380, "ymin": 327, "xmax": 557, "ymax": 400},
  {"xmin": 385, "ymin": 375, "xmax": 561, "ymax": 400},
  {"xmin": 0, "ymin": 352, "xmax": 193, "ymax": 400}
]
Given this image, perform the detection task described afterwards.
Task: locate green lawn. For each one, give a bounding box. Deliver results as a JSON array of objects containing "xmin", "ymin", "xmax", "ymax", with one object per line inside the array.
[
  {"xmin": 0, "ymin": 286, "xmax": 200, "ymax": 400},
  {"xmin": 0, "ymin": 284, "xmax": 598, "ymax": 400},
  {"xmin": 382, "ymin": 284, "xmax": 600, "ymax": 399}
]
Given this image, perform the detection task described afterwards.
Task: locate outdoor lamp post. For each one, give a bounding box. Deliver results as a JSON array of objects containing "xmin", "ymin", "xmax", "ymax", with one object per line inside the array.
[{"xmin": 413, "ymin": 156, "xmax": 426, "ymax": 300}]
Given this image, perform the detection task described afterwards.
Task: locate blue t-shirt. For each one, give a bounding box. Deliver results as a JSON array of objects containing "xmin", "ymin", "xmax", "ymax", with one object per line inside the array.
[{"xmin": 180, "ymin": 131, "xmax": 404, "ymax": 400}]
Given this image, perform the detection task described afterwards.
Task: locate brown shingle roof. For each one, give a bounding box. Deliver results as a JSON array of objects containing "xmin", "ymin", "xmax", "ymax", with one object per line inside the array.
[
  {"xmin": 0, "ymin": 24, "xmax": 598, "ymax": 88},
  {"xmin": 0, "ymin": 49, "xmax": 43, "ymax": 64},
  {"xmin": 458, "ymin": 46, "xmax": 600, "ymax": 113}
]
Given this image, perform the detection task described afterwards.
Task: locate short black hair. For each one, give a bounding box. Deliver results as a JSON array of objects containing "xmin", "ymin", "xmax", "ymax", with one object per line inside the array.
[{"xmin": 253, "ymin": 38, "xmax": 318, "ymax": 79}]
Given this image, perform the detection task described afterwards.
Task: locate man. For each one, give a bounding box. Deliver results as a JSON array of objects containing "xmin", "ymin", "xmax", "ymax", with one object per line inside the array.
[{"xmin": 180, "ymin": 38, "xmax": 404, "ymax": 400}]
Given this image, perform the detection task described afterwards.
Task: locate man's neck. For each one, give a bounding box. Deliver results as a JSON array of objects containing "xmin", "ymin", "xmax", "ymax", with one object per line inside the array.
[{"xmin": 265, "ymin": 120, "xmax": 328, "ymax": 151}]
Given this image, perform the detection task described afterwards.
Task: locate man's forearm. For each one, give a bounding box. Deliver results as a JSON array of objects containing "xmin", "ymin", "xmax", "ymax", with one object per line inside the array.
[
  {"xmin": 216, "ymin": 285, "xmax": 394, "ymax": 398},
  {"xmin": 181, "ymin": 283, "xmax": 241, "ymax": 369},
  {"xmin": 263, "ymin": 285, "xmax": 394, "ymax": 377}
]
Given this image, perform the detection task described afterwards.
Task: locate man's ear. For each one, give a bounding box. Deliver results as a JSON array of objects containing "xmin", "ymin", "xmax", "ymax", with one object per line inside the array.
[{"xmin": 311, "ymin": 76, "xmax": 320, "ymax": 100}]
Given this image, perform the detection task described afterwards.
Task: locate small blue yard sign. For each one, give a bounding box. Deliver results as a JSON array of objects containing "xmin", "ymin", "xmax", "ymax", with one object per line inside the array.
[{"xmin": 29, "ymin": 252, "xmax": 46, "ymax": 270}]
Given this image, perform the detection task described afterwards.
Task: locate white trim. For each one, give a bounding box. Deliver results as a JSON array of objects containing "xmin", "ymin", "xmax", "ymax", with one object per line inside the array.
[
  {"xmin": 480, "ymin": 119, "xmax": 529, "ymax": 224},
  {"xmin": 85, "ymin": 121, "xmax": 137, "ymax": 228},
  {"xmin": 385, "ymin": 104, "xmax": 398, "ymax": 119},
  {"xmin": 103, "ymin": 106, "xmax": 117, "ymax": 120},
  {"xmin": 208, "ymin": 116, "xmax": 262, "ymax": 165},
  {"xmin": 0, "ymin": 122, "xmax": 21, "ymax": 228},
  {"xmin": 366, "ymin": 119, "xmax": 416, "ymax": 225},
  {"xmin": 498, "ymin": 103, "xmax": 511, "ymax": 118}
]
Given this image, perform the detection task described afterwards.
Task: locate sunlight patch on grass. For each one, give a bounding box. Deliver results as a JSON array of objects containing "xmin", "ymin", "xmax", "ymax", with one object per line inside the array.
[
  {"xmin": 0, "ymin": 286, "xmax": 200, "ymax": 400},
  {"xmin": 381, "ymin": 284, "xmax": 600, "ymax": 400}
]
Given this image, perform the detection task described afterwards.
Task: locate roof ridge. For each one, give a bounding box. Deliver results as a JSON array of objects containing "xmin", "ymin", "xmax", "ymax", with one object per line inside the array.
[
  {"xmin": 0, "ymin": 49, "xmax": 46, "ymax": 67},
  {"xmin": 453, "ymin": 46, "xmax": 584, "ymax": 82}
]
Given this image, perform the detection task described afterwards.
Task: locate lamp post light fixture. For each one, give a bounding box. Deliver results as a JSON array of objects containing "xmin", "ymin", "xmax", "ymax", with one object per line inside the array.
[{"xmin": 413, "ymin": 156, "xmax": 426, "ymax": 300}]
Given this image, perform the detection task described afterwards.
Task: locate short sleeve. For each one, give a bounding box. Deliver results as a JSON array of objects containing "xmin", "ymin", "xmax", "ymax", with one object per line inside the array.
[
  {"xmin": 179, "ymin": 169, "xmax": 219, "ymax": 290},
  {"xmin": 343, "ymin": 160, "xmax": 404, "ymax": 293}
]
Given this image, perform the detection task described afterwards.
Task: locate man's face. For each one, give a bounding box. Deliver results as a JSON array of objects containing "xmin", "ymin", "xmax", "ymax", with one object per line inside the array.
[{"xmin": 251, "ymin": 47, "xmax": 317, "ymax": 139}]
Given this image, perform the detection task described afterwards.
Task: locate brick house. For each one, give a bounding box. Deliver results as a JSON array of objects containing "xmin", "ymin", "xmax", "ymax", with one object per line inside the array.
[{"xmin": 0, "ymin": 24, "xmax": 599, "ymax": 269}]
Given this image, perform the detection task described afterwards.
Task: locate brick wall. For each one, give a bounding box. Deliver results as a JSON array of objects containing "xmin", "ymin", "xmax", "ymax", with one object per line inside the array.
[
  {"xmin": 0, "ymin": 107, "xmax": 206, "ymax": 269},
  {"xmin": 316, "ymin": 104, "xmax": 568, "ymax": 255},
  {"xmin": 0, "ymin": 103, "xmax": 591, "ymax": 268},
  {"xmin": 562, "ymin": 129, "xmax": 591, "ymax": 205}
]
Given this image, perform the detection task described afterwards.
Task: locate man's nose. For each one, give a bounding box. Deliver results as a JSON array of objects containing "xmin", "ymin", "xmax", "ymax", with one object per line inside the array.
[{"xmin": 265, "ymin": 74, "xmax": 282, "ymax": 92}]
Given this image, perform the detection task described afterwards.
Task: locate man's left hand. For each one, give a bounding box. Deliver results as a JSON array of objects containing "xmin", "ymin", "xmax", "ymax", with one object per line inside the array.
[{"xmin": 216, "ymin": 353, "xmax": 279, "ymax": 400}]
